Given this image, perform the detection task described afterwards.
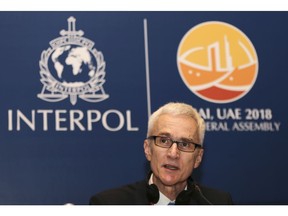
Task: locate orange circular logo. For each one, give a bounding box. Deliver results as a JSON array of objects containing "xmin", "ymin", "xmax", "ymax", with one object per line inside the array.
[{"xmin": 177, "ymin": 21, "xmax": 258, "ymax": 103}]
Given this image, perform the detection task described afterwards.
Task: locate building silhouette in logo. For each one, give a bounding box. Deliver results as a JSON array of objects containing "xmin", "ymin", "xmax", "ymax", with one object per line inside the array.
[{"xmin": 177, "ymin": 21, "xmax": 258, "ymax": 103}]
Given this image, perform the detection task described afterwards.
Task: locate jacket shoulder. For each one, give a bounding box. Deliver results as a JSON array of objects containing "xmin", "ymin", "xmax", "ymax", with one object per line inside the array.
[
  {"xmin": 198, "ymin": 185, "xmax": 233, "ymax": 205},
  {"xmin": 89, "ymin": 180, "xmax": 148, "ymax": 205}
]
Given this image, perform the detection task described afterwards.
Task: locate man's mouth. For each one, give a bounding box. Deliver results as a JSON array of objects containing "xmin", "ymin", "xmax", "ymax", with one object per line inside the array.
[{"xmin": 163, "ymin": 164, "xmax": 179, "ymax": 170}]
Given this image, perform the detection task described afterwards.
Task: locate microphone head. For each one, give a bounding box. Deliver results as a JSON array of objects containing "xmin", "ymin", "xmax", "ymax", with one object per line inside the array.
[
  {"xmin": 146, "ymin": 184, "xmax": 160, "ymax": 204},
  {"xmin": 175, "ymin": 189, "xmax": 193, "ymax": 205},
  {"xmin": 175, "ymin": 177, "xmax": 197, "ymax": 205}
]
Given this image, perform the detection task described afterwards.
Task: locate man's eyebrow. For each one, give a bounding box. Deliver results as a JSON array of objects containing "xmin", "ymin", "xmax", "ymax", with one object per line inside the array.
[
  {"xmin": 157, "ymin": 132, "xmax": 171, "ymax": 136},
  {"xmin": 181, "ymin": 138, "xmax": 196, "ymax": 143},
  {"xmin": 157, "ymin": 132, "xmax": 195, "ymax": 142}
]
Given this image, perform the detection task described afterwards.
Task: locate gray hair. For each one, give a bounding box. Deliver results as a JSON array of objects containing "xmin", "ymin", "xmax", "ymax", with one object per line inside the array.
[{"xmin": 147, "ymin": 102, "xmax": 205, "ymax": 145}]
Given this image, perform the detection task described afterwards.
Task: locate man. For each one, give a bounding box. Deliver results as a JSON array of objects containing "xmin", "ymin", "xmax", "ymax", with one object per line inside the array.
[{"xmin": 90, "ymin": 102, "xmax": 233, "ymax": 205}]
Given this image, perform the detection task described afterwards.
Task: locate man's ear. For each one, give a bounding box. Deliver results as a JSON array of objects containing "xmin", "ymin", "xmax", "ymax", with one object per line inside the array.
[
  {"xmin": 144, "ymin": 139, "xmax": 152, "ymax": 161},
  {"xmin": 194, "ymin": 148, "xmax": 204, "ymax": 168}
]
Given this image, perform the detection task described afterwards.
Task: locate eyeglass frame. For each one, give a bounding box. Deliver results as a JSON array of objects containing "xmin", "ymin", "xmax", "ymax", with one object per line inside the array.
[{"xmin": 146, "ymin": 135, "xmax": 202, "ymax": 153}]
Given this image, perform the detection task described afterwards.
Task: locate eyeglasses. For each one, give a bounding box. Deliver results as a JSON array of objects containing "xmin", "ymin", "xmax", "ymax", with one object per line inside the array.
[{"xmin": 147, "ymin": 136, "xmax": 202, "ymax": 153}]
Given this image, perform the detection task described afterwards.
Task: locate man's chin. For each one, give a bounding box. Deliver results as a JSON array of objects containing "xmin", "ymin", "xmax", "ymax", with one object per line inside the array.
[{"xmin": 159, "ymin": 174, "xmax": 180, "ymax": 186}]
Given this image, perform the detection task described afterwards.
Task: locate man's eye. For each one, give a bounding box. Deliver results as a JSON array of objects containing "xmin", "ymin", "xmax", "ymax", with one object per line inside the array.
[
  {"xmin": 160, "ymin": 138, "xmax": 169, "ymax": 143},
  {"xmin": 180, "ymin": 142, "xmax": 190, "ymax": 148}
]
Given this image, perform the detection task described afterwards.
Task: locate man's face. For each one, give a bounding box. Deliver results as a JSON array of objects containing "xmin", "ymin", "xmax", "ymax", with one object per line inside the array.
[{"xmin": 144, "ymin": 114, "xmax": 204, "ymax": 188}]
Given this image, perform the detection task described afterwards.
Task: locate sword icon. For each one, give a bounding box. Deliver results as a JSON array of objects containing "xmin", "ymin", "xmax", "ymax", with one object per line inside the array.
[{"xmin": 60, "ymin": 16, "xmax": 84, "ymax": 37}]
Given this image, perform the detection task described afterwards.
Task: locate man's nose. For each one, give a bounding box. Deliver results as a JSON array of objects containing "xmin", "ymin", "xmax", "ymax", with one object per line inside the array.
[{"xmin": 167, "ymin": 142, "xmax": 180, "ymax": 158}]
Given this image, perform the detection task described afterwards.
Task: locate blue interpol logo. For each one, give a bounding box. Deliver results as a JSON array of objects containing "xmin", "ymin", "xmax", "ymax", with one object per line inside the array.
[{"xmin": 38, "ymin": 16, "xmax": 109, "ymax": 105}]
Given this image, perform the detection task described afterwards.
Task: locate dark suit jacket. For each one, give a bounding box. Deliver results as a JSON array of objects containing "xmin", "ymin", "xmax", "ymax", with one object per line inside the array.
[{"xmin": 89, "ymin": 180, "xmax": 233, "ymax": 205}]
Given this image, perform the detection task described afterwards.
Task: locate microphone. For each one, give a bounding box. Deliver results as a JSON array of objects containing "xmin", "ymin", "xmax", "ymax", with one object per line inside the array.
[
  {"xmin": 194, "ymin": 184, "xmax": 213, "ymax": 205},
  {"xmin": 175, "ymin": 189, "xmax": 193, "ymax": 205},
  {"xmin": 146, "ymin": 184, "xmax": 160, "ymax": 204}
]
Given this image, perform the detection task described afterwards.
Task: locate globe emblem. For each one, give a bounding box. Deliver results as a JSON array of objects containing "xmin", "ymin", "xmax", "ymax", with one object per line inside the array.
[
  {"xmin": 38, "ymin": 16, "xmax": 109, "ymax": 105},
  {"xmin": 49, "ymin": 45, "xmax": 97, "ymax": 85}
]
